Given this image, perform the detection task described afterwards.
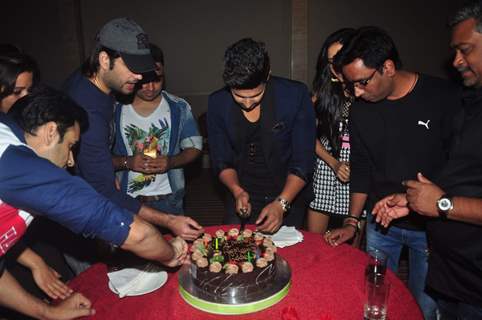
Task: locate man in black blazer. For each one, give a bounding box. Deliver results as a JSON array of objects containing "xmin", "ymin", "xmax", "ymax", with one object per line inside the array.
[{"xmin": 207, "ymin": 38, "xmax": 316, "ymax": 233}]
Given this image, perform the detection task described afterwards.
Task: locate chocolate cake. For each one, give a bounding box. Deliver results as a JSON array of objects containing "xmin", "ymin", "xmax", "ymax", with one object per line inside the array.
[{"xmin": 189, "ymin": 228, "xmax": 277, "ymax": 298}]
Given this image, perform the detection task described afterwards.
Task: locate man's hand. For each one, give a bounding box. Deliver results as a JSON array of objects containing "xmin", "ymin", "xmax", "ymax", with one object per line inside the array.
[
  {"xmin": 31, "ymin": 263, "xmax": 72, "ymax": 300},
  {"xmin": 163, "ymin": 237, "xmax": 189, "ymax": 268},
  {"xmin": 373, "ymin": 193, "xmax": 410, "ymax": 227},
  {"xmin": 43, "ymin": 292, "xmax": 94, "ymax": 320},
  {"xmin": 324, "ymin": 226, "xmax": 356, "ymax": 246},
  {"xmin": 255, "ymin": 201, "xmax": 284, "ymax": 233},
  {"xmin": 146, "ymin": 155, "xmax": 171, "ymax": 174},
  {"xmin": 127, "ymin": 154, "xmax": 152, "ymax": 174},
  {"xmin": 404, "ymin": 172, "xmax": 444, "ymax": 217},
  {"xmin": 234, "ymin": 190, "xmax": 251, "ymax": 217},
  {"xmin": 333, "ymin": 161, "xmax": 350, "ymax": 183},
  {"xmin": 166, "ymin": 215, "xmax": 204, "ymax": 241}
]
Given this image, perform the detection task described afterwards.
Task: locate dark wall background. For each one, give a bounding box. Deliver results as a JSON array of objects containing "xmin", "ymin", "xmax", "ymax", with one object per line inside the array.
[
  {"xmin": 1, "ymin": 0, "xmax": 464, "ymax": 116},
  {"xmin": 307, "ymin": 0, "xmax": 464, "ymax": 86}
]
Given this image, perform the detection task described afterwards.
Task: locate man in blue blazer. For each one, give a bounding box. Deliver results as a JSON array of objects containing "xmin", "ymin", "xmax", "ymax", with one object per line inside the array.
[{"xmin": 207, "ymin": 38, "xmax": 316, "ymax": 233}]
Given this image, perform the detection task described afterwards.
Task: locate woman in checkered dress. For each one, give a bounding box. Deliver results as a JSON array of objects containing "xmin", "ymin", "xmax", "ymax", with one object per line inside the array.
[{"xmin": 307, "ymin": 28, "xmax": 355, "ymax": 234}]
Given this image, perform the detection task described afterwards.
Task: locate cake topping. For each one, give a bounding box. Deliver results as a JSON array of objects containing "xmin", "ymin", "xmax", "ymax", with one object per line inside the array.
[
  {"xmin": 191, "ymin": 250, "xmax": 204, "ymax": 261},
  {"xmin": 228, "ymin": 228, "xmax": 239, "ymax": 238},
  {"xmin": 265, "ymin": 246, "xmax": 276, "ymax": 255},
  {"xmin": 253, "ymin": 232, "xmax": 264, "ymax": 245},
  {"xmin": 263, "ymin": 238, "xmax": 274, "ymax": 247},
  {"xmin": 190, "ymin": 239, "xmax": 204, "ymax": 252},
  {"xmin": 256, "ymin": 257, "xmax": 268, "ymax": 268},
  {"xmin": 209, "ymin": 261, "xmax": 222, "ymax": 273},
  {"xmin": 202, "ymin": 233, "xmax": 212, "ymax": 243},
  {"xmin": 225, "ymin": 263, "xmax": 239, "ymax": 274},
  {"xmin": 241, "ymin": 262, "xmax": 254, "ymax": 273},
  {"xmin": 191, "ymin": 230, "xmax": 276, "ymax": 276},
  {"xmin": 196, "ymin": 257, "xmax": 209, "ymax": 268},
  {"xmin": 215, "ymin": 229, "xmax": 225, "ymax": 239},
  {"xmin": 241, "ymin": 229, "xmax": 253, "ymax": 238},
  {"xmin": 222, "ymin": 238, "xmax": 256, "ymax": 263},
  {"xmin": 264, "ymin": 251, "xmax": 275, "ymax": 262}
]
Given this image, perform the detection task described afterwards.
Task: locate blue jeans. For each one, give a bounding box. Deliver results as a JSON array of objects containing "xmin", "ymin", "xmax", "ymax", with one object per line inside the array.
[
  {"xmin": 144, "ymin": 193, "xmax": 184, "ymax": 215},
  {"xmin": 366, "ymin": 214, "xmax": 437, "ymax": 320},
  {"xmin": 438, "ymin": 299, "xmax": 482, "ymax": 320}
]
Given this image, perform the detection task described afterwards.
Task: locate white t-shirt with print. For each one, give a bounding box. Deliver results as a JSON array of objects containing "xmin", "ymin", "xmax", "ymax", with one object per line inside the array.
[{"xmin": 120, "ymin": 98, "xmax": 173, "ymax": 198}]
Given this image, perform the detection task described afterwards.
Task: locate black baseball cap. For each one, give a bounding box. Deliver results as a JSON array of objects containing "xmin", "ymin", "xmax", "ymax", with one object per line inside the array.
[{"xmin": 97, "ymin": 17, "xmax": 155, "ymax": 74}]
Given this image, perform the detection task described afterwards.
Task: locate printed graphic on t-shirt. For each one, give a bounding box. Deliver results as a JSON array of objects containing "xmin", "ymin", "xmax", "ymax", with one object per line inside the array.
[
  {"xmin": 124, "ymin": 119, "xmax": 170, "ymax": 193},
  {"xmin": 0, "ymin": 203, "xmax": 27, "ymax": 256}
]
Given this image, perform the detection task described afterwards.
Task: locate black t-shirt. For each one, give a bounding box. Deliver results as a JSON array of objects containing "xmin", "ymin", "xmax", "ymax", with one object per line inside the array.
[
  {"xmin": 238, "ymin": 115, "xmax": 279, "ymax": 197},
  {"xmin": 427, "ymin": 88, "xmax": 482, "ymax": 307},
  {"xmin": 350, "ymin": 74, "xmax": 461, "ymax": 230}
]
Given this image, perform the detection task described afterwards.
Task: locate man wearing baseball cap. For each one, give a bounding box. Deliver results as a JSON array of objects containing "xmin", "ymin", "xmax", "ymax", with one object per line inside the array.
[{"xmin": 63, "ymin": 18, "xmax": 203, "ymax": 274}]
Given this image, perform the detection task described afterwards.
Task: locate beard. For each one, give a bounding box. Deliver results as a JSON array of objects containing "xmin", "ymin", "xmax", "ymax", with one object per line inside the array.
[{"xmin": 458, "ymin": 67, "xmax": 480, "ymax": 88}]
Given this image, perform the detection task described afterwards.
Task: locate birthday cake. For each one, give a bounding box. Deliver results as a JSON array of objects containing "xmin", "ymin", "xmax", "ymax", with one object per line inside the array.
[{"xmin": 189, "ymin": 228, "xmax": 277, "ymax": 298}]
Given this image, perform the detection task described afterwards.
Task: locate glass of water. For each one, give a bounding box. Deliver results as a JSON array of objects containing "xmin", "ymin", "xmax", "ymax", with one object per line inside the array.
[
  {"xmin": 364, "ymin": 280, "xmax": 390, "ymax": 320},
  {"xmin": 365, "ymin": 248, "xmax": 387, "ymax": 285}
]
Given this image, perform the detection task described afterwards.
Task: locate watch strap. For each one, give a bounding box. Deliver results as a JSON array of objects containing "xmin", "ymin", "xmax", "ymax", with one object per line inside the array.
[{"xmin": 437, "ymin": 194, "xmax": 453, "ymax": 219}]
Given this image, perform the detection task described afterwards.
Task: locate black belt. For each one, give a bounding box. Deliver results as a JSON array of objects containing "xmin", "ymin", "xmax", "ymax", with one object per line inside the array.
[{"xmin": 136, "ymin": 194, "xmax": 170, "ymax": 202}]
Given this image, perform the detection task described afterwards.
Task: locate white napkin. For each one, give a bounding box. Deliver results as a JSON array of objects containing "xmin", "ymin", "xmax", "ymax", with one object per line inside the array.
[
  {"xmin": 107, "ymin": 263, "xmax": 166, "ymax": 298},
  {"xmin": 269, "ymin": 226, "xmax": 304, "ymax": 248}
]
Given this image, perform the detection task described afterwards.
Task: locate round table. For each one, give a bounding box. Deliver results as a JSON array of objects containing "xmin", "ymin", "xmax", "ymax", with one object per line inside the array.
[{"xmin": 68, "ymin": 226, "xmax": 422, "ymax": 319}]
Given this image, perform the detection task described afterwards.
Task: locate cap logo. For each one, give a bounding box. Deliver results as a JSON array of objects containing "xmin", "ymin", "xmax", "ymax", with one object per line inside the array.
[{"xmin": 137, "ymin": 33, "xmax": 149, "ymax": 50}]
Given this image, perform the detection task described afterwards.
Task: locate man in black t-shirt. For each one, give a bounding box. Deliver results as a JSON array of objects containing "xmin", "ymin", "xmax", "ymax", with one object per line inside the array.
[
  {"xmin": 373, "ymin": 2, "xmax": 482, "ymax": 318},
  {"xmin": 207, "ymin": 38, "xmax": 316, "ymax": 233},
  {"xmin": 324, "ymin": 26, "xmax": 461, "ymax": 320}
]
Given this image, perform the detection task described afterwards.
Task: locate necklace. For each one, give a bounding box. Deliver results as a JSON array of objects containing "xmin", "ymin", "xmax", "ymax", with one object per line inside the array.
[{"xmin": 89, "ymin": 74, "xmax": 110, "ymax": 94}]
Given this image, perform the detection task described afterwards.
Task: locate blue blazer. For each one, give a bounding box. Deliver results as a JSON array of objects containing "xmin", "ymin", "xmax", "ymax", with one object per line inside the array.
[{"xmin": 207, "ymin": 76, "xmax": 316, "ymax": 204}]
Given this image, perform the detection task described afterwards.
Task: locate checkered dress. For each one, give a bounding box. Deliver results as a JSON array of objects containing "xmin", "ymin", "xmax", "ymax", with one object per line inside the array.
[
  {"xmin": 309, "ymin": 136, "xmax": 350, "ymax": 216},
  {"xmin": 309, "ymin": 101, "xmax": 351, "ymax": 216}
]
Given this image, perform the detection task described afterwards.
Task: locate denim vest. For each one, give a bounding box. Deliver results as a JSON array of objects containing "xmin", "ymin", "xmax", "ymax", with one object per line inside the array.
[{"xmin": 113, "ymin": 91, "xmax": 202, "ymax": 208}]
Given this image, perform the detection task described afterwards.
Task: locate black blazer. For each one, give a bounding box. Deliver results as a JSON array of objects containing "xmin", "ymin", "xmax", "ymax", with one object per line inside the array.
[{"xmin": 207, "ymin": 76, "xmax": 316, "ymax": 204}]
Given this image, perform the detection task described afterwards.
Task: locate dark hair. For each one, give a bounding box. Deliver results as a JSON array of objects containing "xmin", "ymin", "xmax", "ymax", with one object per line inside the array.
[
  {"xmin": 9, "ymin": 86, "xmax": 88, "ymax": 142},
  {"xmin": 81, "ymin": 44, "xmax": 120, "ymax": 77},
  {"xmin": 449, "ymin": 0, "xmax": 482, "ymax": 32},
  {"xmin": 336, "ymin": 26, "xmax": 402, "ymax": 72},
  {"xmin": 149, "ymin": 43, "xmax": 164, "ymax": 66},
  {"xmin": 312, "ymin": 28, "xmax": 356, "ymax": 156},
  {"xmin": 222, "ymin": 38, "xmax": 270, "ymax": 89},
  {"xmin": 0, "ymin": 53, "xmax": 39, "ymax": 100}
]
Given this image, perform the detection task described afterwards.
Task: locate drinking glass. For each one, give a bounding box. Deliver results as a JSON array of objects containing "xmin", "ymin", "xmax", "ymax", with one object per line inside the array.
[
  {"xmin": 364, "ymin": 281, "xmax": 390, "ymax": 320},
  {"xmin": 365, "ymin": 248, "xmax": 387, "ymax": 285}
]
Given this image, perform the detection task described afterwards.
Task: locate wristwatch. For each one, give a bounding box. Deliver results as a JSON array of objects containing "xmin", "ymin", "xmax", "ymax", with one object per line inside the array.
[
  {"xmin": 436, "ymin": 194, "xmax": 453, "ymax": 219},
  {"xmin": 276, "ymin": 197, "xmax": 291, "ymax": 212}
]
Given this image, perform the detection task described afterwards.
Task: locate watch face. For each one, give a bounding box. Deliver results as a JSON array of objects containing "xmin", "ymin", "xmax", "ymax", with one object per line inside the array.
[{"xmin": 438, "ymin": 198, "xmax": 452, "ymax": 211}]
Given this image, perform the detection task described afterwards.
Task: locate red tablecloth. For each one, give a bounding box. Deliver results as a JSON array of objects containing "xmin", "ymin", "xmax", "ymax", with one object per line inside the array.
[{"xmin": 69, "ymin": 226, "xmax": 422, "ymax": 319}]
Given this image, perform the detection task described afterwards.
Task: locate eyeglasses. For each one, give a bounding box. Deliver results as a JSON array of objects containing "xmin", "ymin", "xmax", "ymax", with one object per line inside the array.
[{"xmin": 346, "ymin": 69, "xmax": 377, "ymax": 92}]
